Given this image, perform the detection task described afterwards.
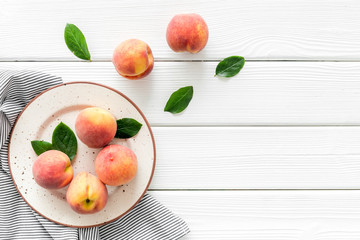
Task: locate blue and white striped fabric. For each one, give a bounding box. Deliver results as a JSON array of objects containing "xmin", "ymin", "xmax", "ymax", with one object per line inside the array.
[{"xmin": 0, "ymin": 70, "xmax": 190, "ymax": 240}]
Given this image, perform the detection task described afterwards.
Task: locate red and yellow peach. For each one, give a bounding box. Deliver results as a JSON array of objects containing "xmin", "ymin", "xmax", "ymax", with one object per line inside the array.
[
  {"xmin": 66, "ymin": 172, "xmax": 108, "ymax": 214},
  {"xmin": 75, "ymin": 107, "xmax": 117, "ymax": 148},
  {"xmin": 32, "ymin": 150, "xmax": 73, "ymax": 189},
  {"xmin": 166, "ymin": 13, "xmax": 209, "ymax": 53},
  {"xmin": 112, "ymin": 39, "xmax": 154, "ymax": 80},
  {"xmin": 95, "ymin": 145, "xmax": 137, "ymax": 186}
]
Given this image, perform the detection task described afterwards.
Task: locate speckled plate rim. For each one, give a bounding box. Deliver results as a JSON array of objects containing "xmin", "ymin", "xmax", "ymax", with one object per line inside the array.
[{"xmin": 7, "ymin": 81, "xmax": 156, "ymax": 228}]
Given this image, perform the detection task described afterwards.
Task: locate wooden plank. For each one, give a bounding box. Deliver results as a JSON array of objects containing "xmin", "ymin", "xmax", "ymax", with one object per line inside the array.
[
  {"xmin": 150, "ymin": 127, "xmax": 360, "ymax": 189},
  {"xmin": 1, "ymin": 0, "xmax": 360, "ymax": 61},
  {"xmin": 152, "ymin": 190, "xmax": 360, "ymax": 239},
  {"xmin": 2, "ymin": 62, "xmax": 360, "ymax": 125}
]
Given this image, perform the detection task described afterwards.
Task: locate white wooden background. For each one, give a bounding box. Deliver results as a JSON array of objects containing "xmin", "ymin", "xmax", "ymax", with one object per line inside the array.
[{"xmin": 2, "ymin": 0, "xmax": 360, "ymax": 239}]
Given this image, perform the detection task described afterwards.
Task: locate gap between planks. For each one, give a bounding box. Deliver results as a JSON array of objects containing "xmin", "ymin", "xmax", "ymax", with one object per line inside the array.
[
  {"xmin": 148, "ymin": 189, "xmax": 360, "ymax": 191},
  {"xmin": 3, "ymin": 59, "xmax": 360, "ymax": 63},
  {"xmin": 150, "ymin": 124, "xmax": 360, "ymax": 127}
]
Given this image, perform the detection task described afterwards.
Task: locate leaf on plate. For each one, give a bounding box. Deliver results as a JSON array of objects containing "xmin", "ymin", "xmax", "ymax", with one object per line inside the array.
[
  {"xmin": 64, "ymin": 23, "xmax": 91, "ymax": 60},
  {"xmin": 52, "ymin": 122, "xmax": 77, "ymax": 161},
  {"xmin": 215, "ymin": 56, "xmax": 245, "ymax": 77},
  {"xmin": 31, "ymin": 141, "xmax": 52, "ymax": 156},
  {"xmin": 115, "ymin": 118, "xmax": 143, "ymax": 139},
  {"xmin": 164, "ymin": 86, "xmax": 194, "ymax": 114}
]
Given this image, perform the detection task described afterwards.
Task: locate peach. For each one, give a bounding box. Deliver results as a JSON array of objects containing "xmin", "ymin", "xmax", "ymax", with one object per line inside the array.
[
  {"xmin": 112, "ymin": 39, "xmax": 154, "ymax": 80},
  {"xmin": 95, "ymin": 145, "xmax": 137, "ymax": 186},
  {"xmin": 75, "ymin": 107, "xmax": 117, "ymax": 148},
  {"xmin": 32, "ymin": 150, "xmax": 73, "ymax": 189},
  {"xmin": 166, "ymin": 13, "xmax": 209, "ymax": 53},
  {"xmin": 66, "ymin": 172, "xmax": 108, "ymax": 214}
]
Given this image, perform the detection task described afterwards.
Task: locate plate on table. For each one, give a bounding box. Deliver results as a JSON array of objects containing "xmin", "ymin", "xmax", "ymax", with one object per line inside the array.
[{"xmin": 8, "ymin": 82, "xmax": 156, "ymax": 228}]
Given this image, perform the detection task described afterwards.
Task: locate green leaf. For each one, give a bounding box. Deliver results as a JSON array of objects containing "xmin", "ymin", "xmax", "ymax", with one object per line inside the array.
[
  {"xmin": 115, "ymin": 118, "xmax": 143, "ymax": 138},
  {"xmin": 164, "ymin": 86, "xmax": 194, "ymax": 114},
  {"xmin": 215, "ymin": 56, "xmax": 245, "ymax": 77},
  {"xmin": 31, "ymin": 141, "xmax": 52, "ymax": 156},
  {"xmin": 52, "ymin": 122, "xmax": 77, "ymax": 161},
  {"xmin": 64, "ymin": 23, "xmax": 91, "ymax": 60}
]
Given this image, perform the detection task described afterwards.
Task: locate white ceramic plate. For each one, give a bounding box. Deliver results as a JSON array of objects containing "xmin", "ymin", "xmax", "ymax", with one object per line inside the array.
[{"xmin": 8, "ymin": 82, "xmax": 156, "ymax": 228}]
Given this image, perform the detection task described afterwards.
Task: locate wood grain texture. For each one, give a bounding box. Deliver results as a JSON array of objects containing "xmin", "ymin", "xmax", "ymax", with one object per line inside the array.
[
  {"xmin": 4, "ymin": 63, "xmax": 360, "ymax": 189},
  {"xmin": 150, "ymin": 127, "xmax": 360, "ymax": 189},
  {"xmin": 1, "ymin": 0, "xmax": 360, "ymax": 61},
  {"xmin": 153, "ymin": 190, "xmax": 360, "ymax": 239},
  {"xmin": 2, "ymin": 62, "xmax": 360, "ymax": 125}
]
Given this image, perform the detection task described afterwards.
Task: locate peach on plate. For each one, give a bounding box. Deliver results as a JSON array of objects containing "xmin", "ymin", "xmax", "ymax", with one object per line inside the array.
[
  {"xmin": 95, "ymin": 144, "xmax": 138, "ymax": 186},
  {"xmin": 66, "ymin": 172, "xmax": 108, "ymax": 214},
  {"xmin": 75, "ymin": 107, "xmax": 117, "ymax": 148},
  {"xmin": 32, "ymin": 150, "xmax": 73, "ymax": 189},
  {"xmin": 112, "ymin": 39, "xmax": 154, "ymax": 80},
  {"xmin": 166, "ymin": 13, "xmax": 209, "ymax": 53}
]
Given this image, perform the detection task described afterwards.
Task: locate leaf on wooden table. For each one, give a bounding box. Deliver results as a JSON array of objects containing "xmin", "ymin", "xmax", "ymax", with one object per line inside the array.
[
  {"xmin": 164, "ymin": 86, "xmax": 194, "ymax": 114},
  {"xmin": 64, "ymin": 23, "xmax": 91, "ymax": 61},
  {"xmin": 215, "ymin": 56, "xmax": 245, "ymax": 77}
]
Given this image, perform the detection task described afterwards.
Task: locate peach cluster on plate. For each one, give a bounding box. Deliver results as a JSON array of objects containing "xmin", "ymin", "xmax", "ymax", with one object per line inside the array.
[{"xmin": 32, "ymin": 107, "xmax": 138, "ymax": 214}]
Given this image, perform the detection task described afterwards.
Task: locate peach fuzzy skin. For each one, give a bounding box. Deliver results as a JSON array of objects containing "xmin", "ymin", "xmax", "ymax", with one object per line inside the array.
[
  {"xmin": 32, "ymin": 150, "xmax": 73, "ymax": 189},
  {"xmin": 66, "ymin": 172, "xmax": 108, "ymax": 214},
  {"xmin": 112, "ymin": 39, "xmax": 154, "ymax": 80},
  {"xmin": 166, "ymin": 13, "xmax": 209, "ymax": 53},
  {"xmin": 75, "ymin": 107, "xmax": 117, "ymax": 148},
  {"xmin": 95, "ymin": 145, "xmax": 138, "ymax": 186}
]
